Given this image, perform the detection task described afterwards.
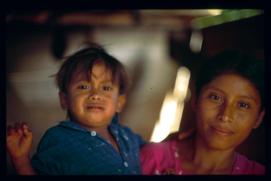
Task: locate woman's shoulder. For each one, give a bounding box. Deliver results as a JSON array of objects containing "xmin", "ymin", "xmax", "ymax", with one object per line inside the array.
[
  {"xmin": 233, "ymin": 153, "xmax": 265, "ymax": 175},
  {"xmin": 140, "ymin": 140, "xmax": 179, "ymax": 174},
  {"xmin": 141, "ymin": 139, "xmax": 177, "ymax": 154},
  {"xmin": 140, "ymin": 140, "xmax": 180, "ymax": 164}
]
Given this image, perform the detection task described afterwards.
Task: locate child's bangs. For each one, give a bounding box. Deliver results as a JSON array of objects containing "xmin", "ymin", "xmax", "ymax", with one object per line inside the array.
[{"xmin": 78, "ymin": 58, "xmax": 120, "ymax": 85}]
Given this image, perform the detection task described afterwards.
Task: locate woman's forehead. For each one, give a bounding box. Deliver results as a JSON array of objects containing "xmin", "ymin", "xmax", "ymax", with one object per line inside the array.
[{"xmin": 205, "ymin": 73, "xmax": 260, "ymax": 101}]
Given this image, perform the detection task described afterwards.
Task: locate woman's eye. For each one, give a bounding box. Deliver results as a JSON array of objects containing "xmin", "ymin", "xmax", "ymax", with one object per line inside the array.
[
  {"xmin": 238, "ymin": 102, "xmax": 250, "ymax": 109},
  {"xmin": 209, "ymin": 94, "xmax": 221, "ymax": 101},
  {"xmin": 208, "ymin": 93, "xmax": 223, "ymax": 103}
]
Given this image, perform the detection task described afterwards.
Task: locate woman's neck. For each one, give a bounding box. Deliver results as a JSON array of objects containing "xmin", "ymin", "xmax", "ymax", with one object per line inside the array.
[{"xmin": 179, "ymin": 135, "xmax": 236, "ymax": 174}]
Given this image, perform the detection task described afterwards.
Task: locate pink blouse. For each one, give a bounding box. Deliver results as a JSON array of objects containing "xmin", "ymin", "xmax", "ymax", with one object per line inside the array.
[{"xmin": 140, "ymin": 139, "xmax": 265, "ymax": 175}]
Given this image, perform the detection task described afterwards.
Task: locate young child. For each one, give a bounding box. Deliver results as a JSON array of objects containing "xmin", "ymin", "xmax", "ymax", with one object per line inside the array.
[
  {"xmin": 6, "ymin": 45, "xmax": 146, "ymax": 175},
  {"xmin": 140, "ymin": 51, "xmax": 265, "ymax": 175}
]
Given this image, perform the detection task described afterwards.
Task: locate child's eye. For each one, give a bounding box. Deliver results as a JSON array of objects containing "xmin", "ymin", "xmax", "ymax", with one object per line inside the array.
[
  {"xmin": 102, "ymin": 85, "xmax": 113, "ymax": 91},
  {"xmin": 77, "ymin": 85, "xmax": 91, "ymax": 90},
  {"xmin": 238, "ymin": 102, "xmax": 250, "ymax": 109}
]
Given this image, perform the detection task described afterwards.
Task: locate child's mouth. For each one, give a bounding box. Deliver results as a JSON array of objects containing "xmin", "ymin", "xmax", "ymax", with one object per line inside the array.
[{"xmin": 86, "ymin": 105, "xmax": 104, "ymax": 111}]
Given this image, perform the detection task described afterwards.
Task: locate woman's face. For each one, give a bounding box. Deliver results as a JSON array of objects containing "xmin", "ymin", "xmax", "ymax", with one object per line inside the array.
[{"xmin": 195, "ymin": 73, "xmax": 264, "ymax": 150}]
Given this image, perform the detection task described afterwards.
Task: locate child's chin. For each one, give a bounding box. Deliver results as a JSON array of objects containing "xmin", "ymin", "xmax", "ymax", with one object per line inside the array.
[{"xmin": 85, "ymin": 117, "xmax": 108, "ymax": 124}]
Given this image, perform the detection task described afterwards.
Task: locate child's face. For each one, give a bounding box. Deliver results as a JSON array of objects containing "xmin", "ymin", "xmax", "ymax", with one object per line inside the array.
[
  {"xmin": 195, "ymin": 73, "xmax": 264, "ymax": 150},
  {"xmin": 60, "ymin": 62, "xmax": 125, "ymax": 130}
]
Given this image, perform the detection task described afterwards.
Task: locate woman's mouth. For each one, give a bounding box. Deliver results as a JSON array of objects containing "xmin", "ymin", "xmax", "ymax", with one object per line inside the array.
[{"xmin": 211, "ymin": 126, "xmax": 234, "ymax": 136}]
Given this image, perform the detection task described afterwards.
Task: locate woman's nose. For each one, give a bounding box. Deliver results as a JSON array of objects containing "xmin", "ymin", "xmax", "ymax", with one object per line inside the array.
[{"xmin": 217, "ymin": 104, "xmax": 234, "ymax": 123}]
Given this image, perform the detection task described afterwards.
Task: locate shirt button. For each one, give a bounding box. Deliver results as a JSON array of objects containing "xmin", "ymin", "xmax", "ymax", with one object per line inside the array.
[
  {"xmin": 123, "ymin": 135, "xmax": 129, "ymax": 140},
  {"xmin": 90, "ymin": 131, "xmax": 96, "ymax": 136},
  {"xmin": 132, "ymin": 170, "xmax": 138, "ymax": 174},
  {"xmin": 123, "ymin": 161, "xmax": 129, "ymax": 167}
]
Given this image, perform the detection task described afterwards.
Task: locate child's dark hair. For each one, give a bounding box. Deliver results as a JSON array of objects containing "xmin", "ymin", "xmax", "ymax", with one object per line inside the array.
[
  {"xmin": 56, "ymin": 44, "xmax": 129, "ymax": 95},
  {"xmin": 195, "ymin": 50, "xmax": 264, "ymax": 110}
]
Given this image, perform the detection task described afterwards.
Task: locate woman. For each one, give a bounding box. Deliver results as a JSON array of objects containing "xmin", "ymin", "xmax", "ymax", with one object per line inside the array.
[{"xmin": 140, "ymin": 50, "xmax": 265, "ymax": 175}]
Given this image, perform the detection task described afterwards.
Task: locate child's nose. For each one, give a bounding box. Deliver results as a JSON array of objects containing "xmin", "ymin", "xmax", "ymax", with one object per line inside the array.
[
  {"xmin": 88, "ymin": 88, "xmax": 101, "ymax": 100},
  {"xmin": 90, "ymin": 94, "xmax": 101, "ymax": 100}
]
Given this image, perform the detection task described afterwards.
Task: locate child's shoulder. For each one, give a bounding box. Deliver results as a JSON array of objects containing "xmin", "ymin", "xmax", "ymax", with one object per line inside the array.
[
  {"xmin": 43, "ymin": 121, "xmax": 66, "ymax": 133},
  {"xmin": 110, "ymin": 122, "xmax": 132, "ymax": 133},
  {"xmin": 39, "ymin": 121, "xmax": 72, "ymax": 141},
  {"xmin": 110, "ymin": 123, "xmax": 145, "ymax": 143}
]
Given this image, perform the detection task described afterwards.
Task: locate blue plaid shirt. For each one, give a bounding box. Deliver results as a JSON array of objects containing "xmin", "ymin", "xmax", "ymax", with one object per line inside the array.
[{"xmin": 31, "ymin": 119, "xmax": 146, "ymax": 175}]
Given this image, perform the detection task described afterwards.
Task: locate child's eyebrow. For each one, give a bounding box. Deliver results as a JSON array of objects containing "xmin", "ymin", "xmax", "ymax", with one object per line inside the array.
[{"xmin": 74, "ymin": 80, "xmax": 90, "ymax": 84}]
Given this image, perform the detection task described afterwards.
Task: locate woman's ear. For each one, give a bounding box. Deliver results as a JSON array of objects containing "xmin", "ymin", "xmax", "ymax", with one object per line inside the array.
[
  {"xmin": 253, "ymin": 110, "xmax": 265, "ymax": 129},
  {"xmin": 117, "ymin": 95, "xmax": 126, "ymax": 113},
  {"xmin": 59, "ymin": 92, "xmax": 68, "ymax": 109}
]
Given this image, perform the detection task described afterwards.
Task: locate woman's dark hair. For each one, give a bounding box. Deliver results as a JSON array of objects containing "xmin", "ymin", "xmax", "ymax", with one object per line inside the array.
[
  {"xmin": 195, "ymin": 50, "xmax": 264, "ymax": 110},
  {"xmin": 55, "ymin": 43, "xmax": 129, "ymax": 95}
]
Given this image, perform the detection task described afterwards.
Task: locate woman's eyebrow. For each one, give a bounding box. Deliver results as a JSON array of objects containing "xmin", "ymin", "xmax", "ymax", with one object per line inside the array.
[
  {"xmin": 238, "ymin": 95, "xmax": 258, "ymax": 103},
  {"xmin": 204, "ymin": 86, "xmax": 224, "ymax": 94},
  {"xmin": 206, "ymin": 86, "xmax": 258, "ymax": 103}
]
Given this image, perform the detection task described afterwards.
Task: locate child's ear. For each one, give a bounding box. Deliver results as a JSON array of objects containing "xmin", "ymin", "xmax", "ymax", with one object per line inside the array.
[
  {"xmin": 59, "ymin": 92, "xmax": 68, "ymax": 109},
  {"xmin": 253, "ymin": 110, "xmax": 265, "ymax": 129},
  {"xmin": 117, "ymin": 95, "xmax": 126, "ymax": 113}
]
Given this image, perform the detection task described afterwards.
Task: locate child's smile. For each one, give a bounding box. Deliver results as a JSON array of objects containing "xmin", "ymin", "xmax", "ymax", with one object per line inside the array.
[
  {"xmin": 85, "ymin": 102, "xmax": 105, "ymax": 112},
  {"xmin": 60, "ymin": 61, "xmax": 125, "ymax": 130}
]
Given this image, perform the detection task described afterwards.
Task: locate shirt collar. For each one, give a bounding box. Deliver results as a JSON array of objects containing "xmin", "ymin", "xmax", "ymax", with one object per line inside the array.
[
  {"xmin": 59, "ymin": 119, "xmax": 120, "ymax": 133},
  {"xmin": 59, "ymin": 120, "xmax": 89, "ymax": 132}
]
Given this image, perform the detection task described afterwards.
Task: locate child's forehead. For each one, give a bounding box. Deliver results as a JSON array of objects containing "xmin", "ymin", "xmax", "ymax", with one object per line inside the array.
[{"xmin": 71, "ymin": 63, "xmax": 114, "ymax": 82}]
